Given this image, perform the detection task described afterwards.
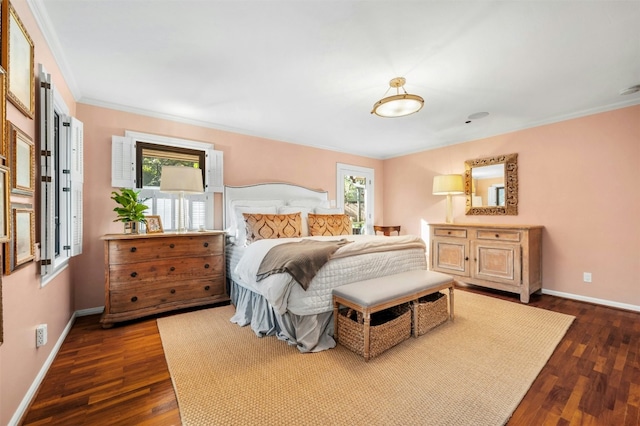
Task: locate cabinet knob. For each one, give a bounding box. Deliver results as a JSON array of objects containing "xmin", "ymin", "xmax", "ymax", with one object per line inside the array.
[
  {"xmin": 204, "ymin": 263, "xmax": 210, "ymax": 269},
  {"xmin": 170, "ymin": 266, "xmax": 175, "ymax": 272},
  {"xmin": 130, "ymin": 247, "xmax": 137, "ymax": 252},
  {"xmin": 130, "ymin": 272, "xmax": 138, "ymax": 278},
  {"xmin": 447, "ymin": 231, "xmax": 451, "ymax": 235},
  {"xmin": 495, "ymin": 234, "xmax": 500, "ymax": 238},
  {"xmin": 170, "ymin": 289, "xmax": 176, "ymax": 294},
  {"xmin": 204, "ymin": 285, "xmax": 210, "ymax": 291},
  {"xmin": 169, "ymin": 243, "xmax": 175, "ymax": 248},
  {"xmin": 465, "ymin": 257, "xmax": 469, "ymax": 261},
  {"xmin": 131, "ymin": 296, "xmax": 138, "ymax": 302},
  {"xmin": 203, "ymin": 242, "xmax": 209, "ymax": 247}
]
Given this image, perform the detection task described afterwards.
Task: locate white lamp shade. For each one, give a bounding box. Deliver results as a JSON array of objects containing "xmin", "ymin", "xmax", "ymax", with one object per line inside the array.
[
  {"xmin": 160, "ymin": 166, "xmax": 204, "ymax": 194},
  {"xmin": 432, "ymin": 174, "xmax": 464, "ymax": 195}
]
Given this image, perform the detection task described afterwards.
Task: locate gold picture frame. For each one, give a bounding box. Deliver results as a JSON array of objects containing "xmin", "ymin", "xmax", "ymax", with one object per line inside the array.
[
  {"xmin": 8, "ymin": 122, "xmax": 34, "ymax": 195},
  {"xmin": 0, "ymin": 68, "xmax": 7, "ymax": 158},
  {"xmin": 5, "ymin": 4, "xmax": 34, "ymax": 118},
  {"xmin": 145, "ymin": 215, "xmax": 164, "ymax": 234},
  {"xmin": 0, "ymin": 165, "xmax": 9, "ymax": 243},
  {"xmin": 4, "ymin": 203, "xmax": 34, "ymax": 273}
]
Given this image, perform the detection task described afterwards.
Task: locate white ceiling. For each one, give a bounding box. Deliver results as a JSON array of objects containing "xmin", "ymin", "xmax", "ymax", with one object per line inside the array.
[{"xmin": 30, "ymin": 0, "xmax": 640, "ymax": 159}]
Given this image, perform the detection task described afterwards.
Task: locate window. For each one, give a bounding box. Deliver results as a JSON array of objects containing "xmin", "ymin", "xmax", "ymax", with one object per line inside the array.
[
  {"xmin": 111, "ymin": 131, "xmax": 223, "ymax": 231},
  {"xmin": 39, "ymin": 66, "xmax": 83, "ymax": 285},
  {"xmin": 336, "ymin": 163, "xmax": 374, "ymax": 235}
]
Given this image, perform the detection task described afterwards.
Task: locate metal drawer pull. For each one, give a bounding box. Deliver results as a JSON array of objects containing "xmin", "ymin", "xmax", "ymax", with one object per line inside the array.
[
  {"xmin": 495, "ymin": 234, "xmax": 500, "ymax": 238},
  {"xmin": 203, "ymin": 242, "xmax": 209, "ymax": 247},
  {"xmin": 447, "ymin": 231, "xmax": 451, "ymax": 235},
  {"xmin": 130, "ymin": 247, "xmax": 137, "ymax": 252},
  {"xmin": 130, "ymin": 272, "xmax": 137, "ymax": 278},
  {"xmin": 131, "ymin": 296, "xmax": 138, "ymax": 302},
  {"xmin": 170, "ymin": 289, "xmax": 176, "ymax": 294},
  {"xmin": 170, "ymin": 266, "xmax": 175, "ymax": 271},
  {"xmin": 204, "ymin": 285, "xmax": 210, "ymax": 291},
  {"xmin": 204, "ymin": 264, "xmax": 210, "ymax": 269},
  {"xmin": 169, "ymin": 243, "xmax": 175, "ymax": 248}
]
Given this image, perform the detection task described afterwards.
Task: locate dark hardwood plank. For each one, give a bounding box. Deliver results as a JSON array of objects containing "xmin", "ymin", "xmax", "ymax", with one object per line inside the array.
[{"xmin": 19, "ymin": 287, "xmax": 640, "ymax": 425}]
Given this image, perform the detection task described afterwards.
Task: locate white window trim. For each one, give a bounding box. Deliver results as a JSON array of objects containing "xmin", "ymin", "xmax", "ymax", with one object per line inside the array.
[
  {"xmin": 111, "ymin": 131, "xmax": 223, "ymax": 230},
  {"xmin": 336, "ymin": 163, "xmax": 375, "ymax": 235},
  {"xmin": 39, "ymin": 65, "xmax": 83, "ymax": 287}
]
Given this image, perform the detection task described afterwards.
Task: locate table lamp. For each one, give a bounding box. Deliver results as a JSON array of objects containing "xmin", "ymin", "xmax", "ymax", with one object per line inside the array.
[
  {"xmin": 432, "ymin": 174, "xmax": 464, "ymax": 224},
  {"xmin": 160, "ymin": 166, "xmax": 204, "ymax": 232}
]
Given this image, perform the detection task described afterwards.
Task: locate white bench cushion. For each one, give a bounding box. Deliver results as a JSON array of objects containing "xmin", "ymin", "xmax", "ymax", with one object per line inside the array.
[{"xmin": 332, "ymin": 269, "xmax": 453, "ymax": 307}]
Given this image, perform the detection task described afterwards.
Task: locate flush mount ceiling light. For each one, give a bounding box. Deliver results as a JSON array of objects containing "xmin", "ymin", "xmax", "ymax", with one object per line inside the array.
[{"xmin": 371, "ymin": 77, "xmax": 424, "ymax": 118}]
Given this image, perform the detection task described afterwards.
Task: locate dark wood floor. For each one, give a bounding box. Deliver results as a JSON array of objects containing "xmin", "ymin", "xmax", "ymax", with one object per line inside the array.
[{"xmin": 19, "ymin": 287, "xmax": 640, "ymax": 425}]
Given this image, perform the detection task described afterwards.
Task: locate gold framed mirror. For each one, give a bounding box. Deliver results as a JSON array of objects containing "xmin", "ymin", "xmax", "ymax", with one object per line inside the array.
[{"xmin": 464, "ymin": 153, "xmax": 518, "ymax": 215}]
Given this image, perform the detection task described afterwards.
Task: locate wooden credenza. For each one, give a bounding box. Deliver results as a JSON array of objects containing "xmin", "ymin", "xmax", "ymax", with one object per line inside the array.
[
  {"xmin": 100, "ymin": 231, "xmax": 228, "ymax": 327},
  {"xmin": 429, "ymin": 224, "xmax": 542, "ymax": 303}
]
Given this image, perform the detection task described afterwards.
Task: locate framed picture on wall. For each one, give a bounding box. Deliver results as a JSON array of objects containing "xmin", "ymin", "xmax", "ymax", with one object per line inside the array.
[
  {"xmin": 5, "ymin": 4, "xmax": 34, "ymax": 118},
  {"xmin": 8, "ymin": 122, "xmax": 34, "ymax": 195},
  {"xmin": 0, "ymin": 68, "xmax": 7, "ymax": 158},
  {"xmin": 4, "ymin": 203, "xmax": 35, "ymax": 272},
  {"xmin": 0, "ymin": 165, "xmax": 9, "ymax": 244}
]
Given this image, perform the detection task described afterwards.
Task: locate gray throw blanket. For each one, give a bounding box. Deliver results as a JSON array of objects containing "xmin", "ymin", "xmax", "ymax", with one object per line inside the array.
[{"xmin": 256, "ymin": 239, "xmax": 352, "ymax": 290}]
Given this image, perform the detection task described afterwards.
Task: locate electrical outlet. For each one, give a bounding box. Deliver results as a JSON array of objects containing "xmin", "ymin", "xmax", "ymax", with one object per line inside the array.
[
  {"xmin": 36, "ymin": 324, "xmax": 48, "ymax": 347},
  {"xmin": 583, "ymin": 272, "xmax": 592, "ymax": 283}
]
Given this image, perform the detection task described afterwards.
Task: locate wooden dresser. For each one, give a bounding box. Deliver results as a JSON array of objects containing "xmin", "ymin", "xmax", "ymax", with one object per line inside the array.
[
  {"xmin": 429, "ymin": 223, "xmax": 542, "ymax": 303},
  {"xmin": 100, "ymin": 231, "xmax": 228, "ymax": 327}
]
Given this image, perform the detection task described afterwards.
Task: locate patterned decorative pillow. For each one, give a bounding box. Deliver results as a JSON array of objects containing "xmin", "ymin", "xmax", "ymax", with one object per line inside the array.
[
  {"xmin": 243, "ymin": 212, "xmax": 302, "ymax": 243},
  {"xmin": 307, "ymin": 214, "xmax": 352, "ymax": 236}
]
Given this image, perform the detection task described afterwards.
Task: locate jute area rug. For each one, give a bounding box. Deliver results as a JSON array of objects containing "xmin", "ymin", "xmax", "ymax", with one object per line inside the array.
[{"xmin": 157, "ymin": 290, "xmax": 574, "ymax": 426}]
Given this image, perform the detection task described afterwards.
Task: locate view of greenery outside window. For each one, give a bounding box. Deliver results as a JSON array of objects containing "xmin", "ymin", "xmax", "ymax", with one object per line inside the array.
[
  {"xmin": 136, "ymin": 142, "xmax": 207, "ymax": 231},
  {"xmin": 344, "ymin": 176, "xmax": 366, "ymax": 234}
]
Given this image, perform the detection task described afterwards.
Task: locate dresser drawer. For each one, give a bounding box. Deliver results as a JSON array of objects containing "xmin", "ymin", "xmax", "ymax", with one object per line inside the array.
[
  {"xmin": 109, "ymin": 279, "xmax": 225, "ymax": 313},
  {"xmin": 109, "ymin": 255, "xmax": 223, "ymax": 287},
  {"xmin": 433, "ymin": 228, "xmax": 467, "ymax": 238},
  {"xmin": 108, "ymin": 235, "xmax": 223, "ymax": 264},
  {"xmin": 476, "ymin": 230, "xmax": 521, "ymax": 242}
]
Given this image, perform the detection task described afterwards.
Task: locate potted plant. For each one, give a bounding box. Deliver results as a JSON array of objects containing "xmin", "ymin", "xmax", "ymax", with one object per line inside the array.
[{"xmin": 111, "ymin": 188, "xmax": 149, "ymax": 234}]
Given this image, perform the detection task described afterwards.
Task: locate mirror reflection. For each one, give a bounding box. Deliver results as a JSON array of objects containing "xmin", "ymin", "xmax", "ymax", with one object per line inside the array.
[
  {"xmin": 470, "ymin": 164, "xmax": 505, "ymax": 207},
  {"xmin": 465, "ymin": 153, "xmax": 518, "ymax": 216}
]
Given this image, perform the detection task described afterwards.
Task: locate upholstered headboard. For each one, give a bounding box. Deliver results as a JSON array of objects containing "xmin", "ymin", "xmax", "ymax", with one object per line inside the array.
[{"xmin": 223, "ymin": 182, "xmax": 331, "ymax": 244}]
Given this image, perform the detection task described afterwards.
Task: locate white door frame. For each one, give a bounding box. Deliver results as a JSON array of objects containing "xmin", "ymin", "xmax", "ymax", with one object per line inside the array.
[{"xmin": 336, "ymin": 163, "xmax": 375, "ymax": 235}]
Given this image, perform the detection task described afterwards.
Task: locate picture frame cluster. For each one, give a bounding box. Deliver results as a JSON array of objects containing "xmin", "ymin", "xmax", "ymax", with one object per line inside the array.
[{"xmin": 0, "ymin": 1, "xmax": 37, "ymax": 275}]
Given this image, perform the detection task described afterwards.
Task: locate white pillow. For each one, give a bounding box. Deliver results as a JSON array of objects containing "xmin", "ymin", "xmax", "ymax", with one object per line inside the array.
[
  {"xmin": 287, "ymin": 198, "xmax": 330, "ymax": 209},
  {"xmin": 314, "ymin": 207, "xmax": 343, "ymax": 214},
  {"xmin": 228, "ymin": 199, "xmax": 285, "ymax": 233},
  {"xmin": 233, "ymin": 205, "xmax": 278, "ymax": 245},
  {"xmin": 278, "ymin": 206, "xmax": 313, "ymax": 237}
]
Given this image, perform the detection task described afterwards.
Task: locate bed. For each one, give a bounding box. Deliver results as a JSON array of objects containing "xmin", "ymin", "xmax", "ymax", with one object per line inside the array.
[{"xmin": 224, "ymin": 182, "xmax": 428, "ymax": 352}]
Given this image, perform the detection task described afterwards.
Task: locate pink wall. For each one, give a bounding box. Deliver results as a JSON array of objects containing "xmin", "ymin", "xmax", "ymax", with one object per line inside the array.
[
  {"xmin": 0, "ymin": 2, "xmax": 77, "ymax": 424},
  {"xmin": 74, "ymin": 103, "xmax": 384, "ymax": 309},
  {"xmin": 383, "ymin": 105, "xmax": 640, "ymax": 307}
]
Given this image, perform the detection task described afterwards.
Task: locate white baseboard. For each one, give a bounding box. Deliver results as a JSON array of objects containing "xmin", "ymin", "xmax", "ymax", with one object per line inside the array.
[
  {"xmin": 541, "ymin": 289, "xmax": 640, "ymax": 313},
  {"xmin": 8, "ymin": 306, "xmax": 104, "ymax": 426}
]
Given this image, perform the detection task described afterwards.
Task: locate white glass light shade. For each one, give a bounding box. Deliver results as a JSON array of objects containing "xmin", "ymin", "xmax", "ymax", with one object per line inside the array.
[
  {"xmin": 432, "ymin": 174, "xmax": 464, "ymax": 195},
  {"xmin": 371, "ymin": 94, "xmax": 424, "ymax": 118},
  {"xmin": 160, "ymin": 166, "xmax": 204, "ymax": 194},
  {"xmin": 160, "ymin": 166, "xmax": 204, "ymax": 232}
]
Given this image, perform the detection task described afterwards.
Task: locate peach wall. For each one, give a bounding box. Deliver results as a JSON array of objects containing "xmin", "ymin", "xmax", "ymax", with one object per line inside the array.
[
  {"xmin": 0, "ymin": 2, "xmax": 77, "ymax": 424},
  {"xmin": 383, "ymin": 105, "xmax": 640, "ymax": 307},
  {"xmin": 73, "ymin": 103, "xmax": 384, "ymax": 310}
]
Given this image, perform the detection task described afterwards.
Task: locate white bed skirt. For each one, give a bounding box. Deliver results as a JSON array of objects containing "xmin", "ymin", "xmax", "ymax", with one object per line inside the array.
[{"xmin": 229, "ymin": 279, "xmax": 336, "ymax": 353}]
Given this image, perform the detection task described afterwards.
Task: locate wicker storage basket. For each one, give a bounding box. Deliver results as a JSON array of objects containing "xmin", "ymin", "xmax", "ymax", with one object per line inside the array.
[
  {"xmin": 336, "ymin": 303, "xmax": 411, "ymax": 359},
  {"xmin": 412, "ymin": 292, "xmax": 449, "ymax": 336}
]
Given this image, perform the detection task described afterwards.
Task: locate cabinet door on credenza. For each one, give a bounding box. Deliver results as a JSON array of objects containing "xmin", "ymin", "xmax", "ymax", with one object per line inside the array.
[
  {"xmin": 471, "ymin": 240, "xmax": 522, "ymax": 286},
  {"xmin": 431, "ymin": 239, "xmax": 469, "ymax": 277}
]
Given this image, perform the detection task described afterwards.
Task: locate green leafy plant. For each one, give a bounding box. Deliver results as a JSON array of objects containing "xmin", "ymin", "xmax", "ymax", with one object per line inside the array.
[{"xmin": 110, "ymin": 188, "xmax": 149, "ymax": 223}]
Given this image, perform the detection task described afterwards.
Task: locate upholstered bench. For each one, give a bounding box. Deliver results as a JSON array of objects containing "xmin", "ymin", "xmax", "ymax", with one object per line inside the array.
[{"xmin": 332, "ymin": 269, "xmax": 455, "ymax": 360}]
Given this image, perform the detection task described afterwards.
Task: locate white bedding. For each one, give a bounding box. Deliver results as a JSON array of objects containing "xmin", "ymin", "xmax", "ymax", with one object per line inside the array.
[{"xmin": 230, "ymin": 235, "xmax": 427, "ymax": 316}]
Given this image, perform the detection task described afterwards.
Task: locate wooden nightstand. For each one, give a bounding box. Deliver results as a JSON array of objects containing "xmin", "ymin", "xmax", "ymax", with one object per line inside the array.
[
  {"xmin": 100, "ymin": 231, "xmax": 228, "ymax": 327},
  {"xmin": 374, "ymin": 225, "xmax": 401, "ymax": 236}
]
